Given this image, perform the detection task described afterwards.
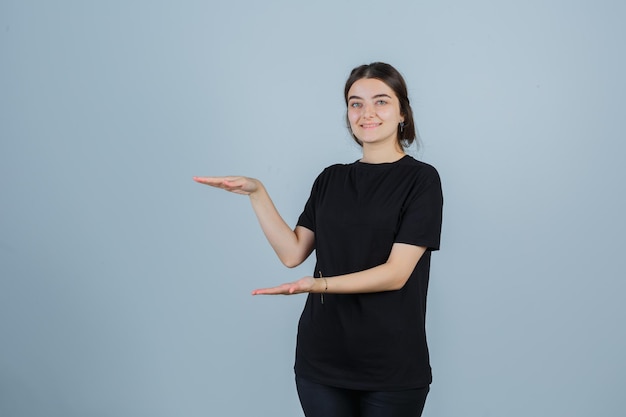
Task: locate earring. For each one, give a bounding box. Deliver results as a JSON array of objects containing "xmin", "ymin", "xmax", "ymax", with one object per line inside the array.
[{"xmin": 399, "ymin": 122, "xmax": 405, "ymax": 133}]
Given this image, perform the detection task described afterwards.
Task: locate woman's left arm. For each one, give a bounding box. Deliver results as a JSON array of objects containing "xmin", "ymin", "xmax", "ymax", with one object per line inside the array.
[{"xmin": 251, "ymin": 243, "xmax": 426, "ymax": 295}]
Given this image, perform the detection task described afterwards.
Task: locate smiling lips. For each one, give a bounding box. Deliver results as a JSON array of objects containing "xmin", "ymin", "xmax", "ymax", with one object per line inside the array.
[{"xmin": 360, "ymin": 123, "xmax": 382, "ymax": 129}]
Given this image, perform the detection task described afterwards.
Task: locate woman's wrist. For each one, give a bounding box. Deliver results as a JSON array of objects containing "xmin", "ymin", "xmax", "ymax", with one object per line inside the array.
[
  {"xmin": 247, "ymin": 179, "xmax": 266, "ymax": 200},
  {"xmin": 314, "ymin": 276, "xmax": 328, "ymax": 294}
]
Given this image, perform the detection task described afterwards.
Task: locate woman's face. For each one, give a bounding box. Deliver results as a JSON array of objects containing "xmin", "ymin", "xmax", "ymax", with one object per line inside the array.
[{"xmin": 346, "ymin": 78, "xmax": 404, "ymax": 148}]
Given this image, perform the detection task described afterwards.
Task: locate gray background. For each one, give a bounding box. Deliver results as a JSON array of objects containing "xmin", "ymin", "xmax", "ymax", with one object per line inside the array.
[{"xmin": 1, "ymin": 0, "xmax": 625, "ymax": 416}]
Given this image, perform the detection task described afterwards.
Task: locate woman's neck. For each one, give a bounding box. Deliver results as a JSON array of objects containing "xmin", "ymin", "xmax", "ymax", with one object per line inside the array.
[{"xmin": 360, "ymin": 143, "xmax": 406, "ymax": 164}]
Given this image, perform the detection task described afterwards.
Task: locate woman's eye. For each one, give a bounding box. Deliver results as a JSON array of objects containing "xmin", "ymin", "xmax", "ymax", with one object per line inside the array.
[
  {"xmin": 350, "ymin": 102, "xmax": 362, "ymax": 108},
  {"xmin": 376, "ymin": 100, "xmax": 387, "ymax": 105}
]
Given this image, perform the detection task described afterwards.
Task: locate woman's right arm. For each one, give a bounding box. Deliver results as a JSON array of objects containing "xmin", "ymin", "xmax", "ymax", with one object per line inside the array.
[{"xmin": 193, "ymin": 176, "xmax": 315, "ymax": 268}]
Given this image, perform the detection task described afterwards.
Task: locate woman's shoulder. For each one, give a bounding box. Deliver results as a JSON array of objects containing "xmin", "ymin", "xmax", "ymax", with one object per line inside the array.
[
  {"xmin": 317, "ymin": 161, "xmax": 355, "ymax": 176},
  {"xmin": 390, "ymin": 155, "xmax": 440, "ymax": 181},
  {"xmin": 307, "ymin": 162, "xmax": 350, "ymax": 188},
  {"xmin": 399, "ymin": 155, "xmax": 438, "ymax": 170}
]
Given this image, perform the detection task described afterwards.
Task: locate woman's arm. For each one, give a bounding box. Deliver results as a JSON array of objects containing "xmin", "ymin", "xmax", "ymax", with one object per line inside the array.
[
  {"xmin": 252, "ymin": 243, "xmax": 426, "ymax": 295},
  {"xmin": 193, "ymin": 176, "xmax": 315, "ymax": 268}
]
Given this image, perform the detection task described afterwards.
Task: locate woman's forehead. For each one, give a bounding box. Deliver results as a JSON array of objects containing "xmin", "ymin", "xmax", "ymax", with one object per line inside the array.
[{"xmin": 348, "ymin": 78, "xmax": 395, "ymax": 97}]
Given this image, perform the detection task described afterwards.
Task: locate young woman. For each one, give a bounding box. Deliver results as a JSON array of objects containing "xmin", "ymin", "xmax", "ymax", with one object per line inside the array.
[{"xmin": 194, "ymin": 62, "xmax": 443, "ymax": 417}]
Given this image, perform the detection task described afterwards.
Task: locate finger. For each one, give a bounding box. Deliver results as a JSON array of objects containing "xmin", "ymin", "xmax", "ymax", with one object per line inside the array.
[
  {"xmin": 252, "ymin": 288, "xmax": 281, "ymax": 295},
  {"xmin": 252, "ymin": 283, "xmax": 294, "ymax": 295},
  {"xmin": 193, "ymin": 176, "xmax": 248, "ymax": 193},
  {"xmin": 222, "ymin": 178, "xmax": 248, "ymax": 194},
  {"xmin": 252, "ymin": 286, "xmax": 288, "ymax": 295},
  {"xmin": 193, "ymin": 176, "xmax": 228, "ymax": 186}
]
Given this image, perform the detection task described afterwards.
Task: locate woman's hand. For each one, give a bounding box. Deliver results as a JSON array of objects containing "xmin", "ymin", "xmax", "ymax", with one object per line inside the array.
[
  {"xmin": 193, "ymin": 176, "xmax": 260, "ymax": 195},
  {"xmin": 252, "ymin": 276, "xmax": 317, "ymax": 295}
]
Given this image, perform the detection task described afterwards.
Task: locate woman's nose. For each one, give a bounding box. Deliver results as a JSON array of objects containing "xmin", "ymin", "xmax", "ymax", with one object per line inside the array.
[{"xmin": 362, "ymin": 103, "xmax": 375, "ymax": 118}]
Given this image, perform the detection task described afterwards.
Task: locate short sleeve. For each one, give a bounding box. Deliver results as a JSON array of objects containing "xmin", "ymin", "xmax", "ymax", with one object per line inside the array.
[
  {"xmin": 394, "ymin": 165, "xmax": 443, "ymax": 251},
  {"xmin": 296, "ymin": 170, "xmax": 324, "ymax": 233}
]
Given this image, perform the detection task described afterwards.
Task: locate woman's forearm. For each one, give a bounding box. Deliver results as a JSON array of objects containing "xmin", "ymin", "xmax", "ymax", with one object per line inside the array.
[
  {"xmin": 193, "ymin": 175, "xmax": 314, "ymax": 268},
  {"xmin": 249, "ymin": 182, "xmax": 314, "ymax": 268},
  {"xmin": 252, "ymin": 243, "xmax": 427, "ymax": 296},
  {"xmin": 312, "ymin": 243, "xmax": 427, "ymax": 293}
]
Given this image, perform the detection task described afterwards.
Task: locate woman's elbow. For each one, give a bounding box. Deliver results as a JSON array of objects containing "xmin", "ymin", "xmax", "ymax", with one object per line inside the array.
[
  {"xmin": 282, "ymin": 259, "xmax": 302, "ymax": 268},
  {"xmin": 388, "ymin": 276, "xmax": 410, "ymax": 291},
  {"xmin": 280, "ymin": 254, "xmax": 306, "ymax": 268},
  {"xmin": 279, "ymin": 242, "xmax": 313, "ymax": 268},
  {"xmin": 385, "ymin": 266, "xmax": 413, "ymax": 290}
]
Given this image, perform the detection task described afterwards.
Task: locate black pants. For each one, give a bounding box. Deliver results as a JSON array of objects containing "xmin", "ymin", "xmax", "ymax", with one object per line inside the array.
[{"xmin": 296, "ymin": 376, "xmax": 429, "ymax": 417}]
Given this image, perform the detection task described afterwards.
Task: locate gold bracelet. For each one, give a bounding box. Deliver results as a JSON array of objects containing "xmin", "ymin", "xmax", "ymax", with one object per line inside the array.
[{"xmin": 320, "ymin": 271, "xmax": 327, "ymax": 304}]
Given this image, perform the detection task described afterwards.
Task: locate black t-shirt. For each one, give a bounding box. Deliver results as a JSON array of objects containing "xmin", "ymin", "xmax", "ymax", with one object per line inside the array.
[{"xmin": 295, "ymin": 155, "xmax": 443, "ymax": 390}]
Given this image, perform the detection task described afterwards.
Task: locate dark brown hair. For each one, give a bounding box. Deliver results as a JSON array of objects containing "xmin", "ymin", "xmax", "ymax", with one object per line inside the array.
[{"xmin": 344, "ymin": 62, "xmax": 417, "ymax": 149}]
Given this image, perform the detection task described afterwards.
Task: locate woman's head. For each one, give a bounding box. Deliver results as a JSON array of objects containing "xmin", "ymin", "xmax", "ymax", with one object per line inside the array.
[{"xmin": 344, "ymin": 62, "xmax": 416, "ymax": 149}]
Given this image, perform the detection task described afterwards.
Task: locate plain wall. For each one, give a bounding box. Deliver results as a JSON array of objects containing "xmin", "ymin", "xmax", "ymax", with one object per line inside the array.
[{"xmin": 1, "ymin": 0, "xmax": 625, "ymax": 416}]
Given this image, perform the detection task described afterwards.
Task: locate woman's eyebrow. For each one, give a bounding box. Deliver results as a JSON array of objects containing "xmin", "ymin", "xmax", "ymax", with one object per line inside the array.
[{"xmin": 348, "ymin": 93, "xmax": 392, "ymax": 101}]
